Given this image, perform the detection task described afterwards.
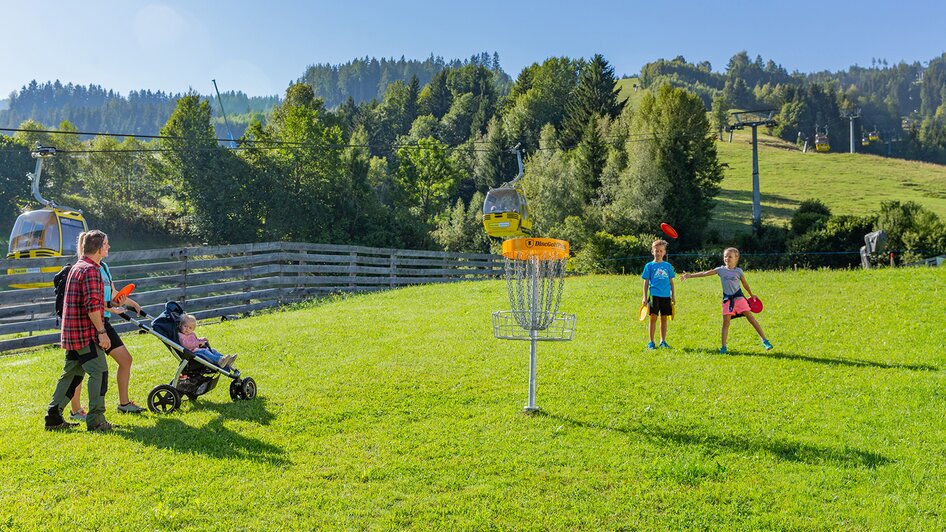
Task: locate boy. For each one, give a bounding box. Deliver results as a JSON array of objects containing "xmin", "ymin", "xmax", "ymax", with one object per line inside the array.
[{"xmin": 641, "ymin": 239, "xmax": 676, "ymax": 349}]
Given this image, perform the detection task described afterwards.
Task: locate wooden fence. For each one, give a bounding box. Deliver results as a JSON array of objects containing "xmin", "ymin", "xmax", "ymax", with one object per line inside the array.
[{"xmin": 0, "ymin": 242, "xmax": 503, "ymax": 352}]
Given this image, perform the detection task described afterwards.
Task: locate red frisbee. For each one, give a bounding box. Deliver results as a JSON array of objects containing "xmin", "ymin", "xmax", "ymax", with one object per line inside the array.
[
  {"xmin": 114, "ymin": 283, "xmax": 135, "ymax": 300},
  {"xmin": 748, "ymin": 296, "xmax": 763, "ymax": 313},
  {"xmin": 660, "ymin": 223, "xmax": 678, "ymax": 239}
]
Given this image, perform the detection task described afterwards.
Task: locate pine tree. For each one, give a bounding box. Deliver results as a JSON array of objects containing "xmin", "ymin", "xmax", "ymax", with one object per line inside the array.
[{"xmin": 560, "ymin": 54, "xmax": 624, "ymax": 148}]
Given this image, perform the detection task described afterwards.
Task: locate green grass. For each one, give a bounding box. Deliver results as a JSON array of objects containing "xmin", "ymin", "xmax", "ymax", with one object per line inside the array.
[
  {"xmin": 712, "ymin": 130, "xmax": 946, "ymax": 236},
  {"xmin": 2, "ymin": 268, "xmax": 945, "ymax": 528}
]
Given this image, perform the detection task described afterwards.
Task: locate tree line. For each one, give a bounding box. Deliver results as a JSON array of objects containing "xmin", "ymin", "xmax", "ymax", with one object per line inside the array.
[
  {"xmin": 643, "ymin": 51, "xmax": 946, "ymax": 163},
  {"xmin": 0, "ymin": 55, "xmax": 725, "ymax": 262},
  {"xmin": 1, "ymin": 52, "xmax": 943, "ymax": 269}
]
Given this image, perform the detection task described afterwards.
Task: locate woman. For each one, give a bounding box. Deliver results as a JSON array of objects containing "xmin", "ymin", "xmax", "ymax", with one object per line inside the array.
[{"xmin": 69, "ymin": 232, "xmax": 144, "ymax": 419}]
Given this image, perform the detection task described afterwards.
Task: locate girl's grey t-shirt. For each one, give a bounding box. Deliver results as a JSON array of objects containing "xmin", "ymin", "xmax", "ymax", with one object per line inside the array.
[{"xmin": 715, "ymin": 266, "xmax": 743, "ymax": 296}]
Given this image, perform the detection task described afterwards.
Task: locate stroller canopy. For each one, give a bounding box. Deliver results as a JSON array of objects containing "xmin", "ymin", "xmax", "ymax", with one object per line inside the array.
[{"xmin": 152, "ymin": 301, "xmax": 185, "ymax": 341}]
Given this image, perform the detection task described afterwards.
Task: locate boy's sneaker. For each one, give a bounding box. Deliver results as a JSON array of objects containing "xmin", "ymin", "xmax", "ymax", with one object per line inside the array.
[
  {"xmin": 762, "ymin": 339, "xmax": 773, "ymax": 351},
  {"xmin": 69, "ymin": 409, "xmax": 87, "ymax": 422},
  {"xmin": 646, "ymin": 341, "xmax": 656, "ymax": 350},
  {"xmin": 118, "ymin": 401, "xmax": 144, "ymax": 414},
  {"xmin": 658, "ymin": 341, "xmax": 671, "ymax": 349},
  {"xmin": 719, "ymin": 346, "xmax": 728, "ymax": 354}
]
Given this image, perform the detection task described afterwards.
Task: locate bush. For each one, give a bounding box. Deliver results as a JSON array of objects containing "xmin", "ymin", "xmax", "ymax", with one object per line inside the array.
[
  {"xmin": 572, "ymin": 232, "xmax": 650, "ymax": 274},
  {"xmin": 786, "ymin": 214, "xmax": 876, "ymax": 269}
]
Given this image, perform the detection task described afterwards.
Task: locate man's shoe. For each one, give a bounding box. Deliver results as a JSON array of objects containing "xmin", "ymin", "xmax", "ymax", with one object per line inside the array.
[
  {"xmin": 719, "ymin": 346, "xmax": 728, "ymax": 354},
  {"xmin": 646, "ymin": 341, "xmax": 656, "ymax": 350},
  {"xmin": 658, "ymin": 341, "xmax": 671, "ymax": 349},
  {"xmin": 117, "ymin": 402, "xmax": 144, "ymax": 414},
  {"xmin": 45, "ymin": 420, "xmax": 79, "ymax": 431},
  {"xmin": 88, "ymin": 421, "xmax": 114, "ymax": 432},
  {"xmin": 762, "ymin": 339, "xmax": 773, "ymax": 351}
]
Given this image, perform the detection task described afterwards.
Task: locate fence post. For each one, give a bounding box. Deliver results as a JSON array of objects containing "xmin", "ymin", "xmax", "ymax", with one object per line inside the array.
[
  {"xmin": 390, "ymin": 250, "xmax": 398, "ymax": 289},
  {"xmin": 349, "ymin": 251, "xmax": 357, "ymax": 290}
]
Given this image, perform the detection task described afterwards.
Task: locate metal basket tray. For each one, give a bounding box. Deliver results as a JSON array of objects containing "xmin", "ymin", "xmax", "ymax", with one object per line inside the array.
[{"xmin": 492, "ymin": 310, "xmax": 576, "ymax": 341}]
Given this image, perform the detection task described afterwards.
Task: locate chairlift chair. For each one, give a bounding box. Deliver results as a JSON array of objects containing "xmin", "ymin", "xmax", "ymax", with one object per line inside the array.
[
  {"xmin": 814, "ymin": 126, "xmax": 830, "ymax": 153},
  {"xmin": 482, "ymin": 146, "xmax": 534, "ymax": 238},
  {"xmin": 6, "ymin": 147, "xmax": 89, "ymax": 288}
]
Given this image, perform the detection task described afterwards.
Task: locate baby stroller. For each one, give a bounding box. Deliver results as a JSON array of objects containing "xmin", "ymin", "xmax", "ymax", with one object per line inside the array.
[{"xmin": 117, "ymin": 301, "xmax": 257, "ymax": 414}]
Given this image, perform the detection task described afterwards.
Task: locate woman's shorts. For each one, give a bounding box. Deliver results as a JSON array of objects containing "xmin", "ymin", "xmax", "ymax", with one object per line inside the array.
[
  {"xmin": 649, "ymin": 296, "xmax": 673, "ymax": 316},
  {"xmin": 722, "ymin": 297, "xmax": 751, "ymax": 317},
  {"xmin": 103, "ymin": 319, "xmax": 125, "ymax": 354}
]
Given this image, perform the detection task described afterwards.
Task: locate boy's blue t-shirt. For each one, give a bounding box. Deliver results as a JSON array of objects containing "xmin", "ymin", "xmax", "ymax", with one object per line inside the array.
[{"xmin": 641, "ymin": 261, "xmax": 675, "ymax": 297}]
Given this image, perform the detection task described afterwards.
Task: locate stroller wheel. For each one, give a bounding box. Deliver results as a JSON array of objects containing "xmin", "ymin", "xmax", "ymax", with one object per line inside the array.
[
  {"xmin": 241, "ymin": 377, "xmax": 257, "ymax": 400},
  {"xmin": 229, "ymin": 379, "xmax": 245, "ymax": 401},
  {"xmin": 148, "ymin": 384, "xmax": 182, "ymax": 414}
]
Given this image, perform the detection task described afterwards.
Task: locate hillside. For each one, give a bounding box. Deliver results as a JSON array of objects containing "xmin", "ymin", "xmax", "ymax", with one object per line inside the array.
[
  {"xmin": 2, "ymin": 269, "xmax": 944, "ymax": 528},
  {"xmin": 711, "ymin": 129, "xmax": 946, "ymax": 236}
]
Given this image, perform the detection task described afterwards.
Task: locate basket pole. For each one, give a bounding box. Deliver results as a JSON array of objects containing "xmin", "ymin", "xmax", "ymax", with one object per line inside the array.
[{"xmin": 525, "ymin": 329, "xmax": 539, "ymax": 414}]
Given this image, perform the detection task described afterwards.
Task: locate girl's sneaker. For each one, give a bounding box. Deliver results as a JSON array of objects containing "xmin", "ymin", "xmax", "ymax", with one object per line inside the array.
[
  {"xmin": 762, "ymin": 339, "xmax": 773, "ymax": 351},
  {"xmin": 118, "ymin": 401, "xmax": 144, "ymax": 414},
  {"xmin": 719, "ymin": 346, "xmax": 728, "ymax": 354},
  {"xmin": 69, "ymin": 408, "xmax": 87, "ymax": 421}
]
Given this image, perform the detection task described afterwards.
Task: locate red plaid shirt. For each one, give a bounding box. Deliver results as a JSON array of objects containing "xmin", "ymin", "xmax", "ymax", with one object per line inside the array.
[{"xmin": 60, "ymin": 257, "xmax": 105, "ymax": 351}]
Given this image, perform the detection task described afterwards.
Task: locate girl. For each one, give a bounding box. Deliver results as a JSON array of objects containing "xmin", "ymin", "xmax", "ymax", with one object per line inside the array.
[{"xmin": 682, "ymin": 247, "xmax": 773, "ymax": 354}]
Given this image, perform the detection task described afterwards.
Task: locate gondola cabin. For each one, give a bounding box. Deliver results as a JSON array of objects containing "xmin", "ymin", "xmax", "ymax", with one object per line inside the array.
[
  {"xmin": 862, "ymin": 136, "xmax": 871, "ymax": 146},
  {"xmin": 6, "ymin": 208, "xmax": 87, "ymax": 288},
  {"xmin": 482, "ymin": 187, "xmax": 533, "ymax": 238},
  {"xmin": 868, "ymin": 130, "xmax": 880, "ymax": 142},
  {"xmin": 815, "ymin": 134, "xmax": 830, "ymax": 153}
]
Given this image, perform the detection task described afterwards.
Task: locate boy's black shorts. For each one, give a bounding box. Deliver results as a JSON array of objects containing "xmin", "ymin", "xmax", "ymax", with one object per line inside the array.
[{"xmin": 649, "ymin": 296, "xmax": 673, "ymax": 316}]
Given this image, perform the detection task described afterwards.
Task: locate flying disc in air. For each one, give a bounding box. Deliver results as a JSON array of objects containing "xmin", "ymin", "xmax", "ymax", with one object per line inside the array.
[
  {"xmin": 748, "ymin": 296, "xmax": 763, "ymax": 313},
  {"xmin": 114, "ymin": 283, "xmax": 135, "ymax": 300},
  {"xmin": 638, "ymin": 302, "xmax": 649, "ymax": 321},
  {"xmin": 660, "ymin": 223, "xmax": 678, "ymax": 239}
]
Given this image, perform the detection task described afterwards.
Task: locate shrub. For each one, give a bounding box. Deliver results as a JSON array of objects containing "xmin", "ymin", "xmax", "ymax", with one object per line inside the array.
[{"xmin": 572, "ymin": 232, "xmax": 650, "ymax": 274}]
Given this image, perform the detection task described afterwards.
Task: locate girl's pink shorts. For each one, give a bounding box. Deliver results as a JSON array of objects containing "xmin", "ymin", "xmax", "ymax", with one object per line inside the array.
[{"xmin": 722, "ymin": 297, "xmax": 751, "ymax": 316}]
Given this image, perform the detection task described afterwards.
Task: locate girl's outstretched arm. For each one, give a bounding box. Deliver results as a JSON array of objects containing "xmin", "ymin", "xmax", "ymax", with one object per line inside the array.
[{"xmin": 681, "ymin": 268, "xmax": 717, "ymax": 281}]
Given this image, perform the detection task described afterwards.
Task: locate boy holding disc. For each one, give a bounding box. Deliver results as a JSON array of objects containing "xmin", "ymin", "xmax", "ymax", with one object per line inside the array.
[{"xmin": 641, "ymin": 239, "xmax": 676, "ymax": 349}]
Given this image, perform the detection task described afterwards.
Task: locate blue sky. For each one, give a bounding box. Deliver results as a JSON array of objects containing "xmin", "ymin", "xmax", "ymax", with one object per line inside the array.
[{"xmin": 1, "ymin": 0, "xmax": 944, "ymax": 99}]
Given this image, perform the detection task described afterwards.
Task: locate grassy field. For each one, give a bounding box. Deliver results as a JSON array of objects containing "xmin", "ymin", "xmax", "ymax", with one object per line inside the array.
[
  {"xmin": 712, "ymin": 130, "xmax": 946, "ymax": 237},
  {"xmin": 2, "ymin": 268, "xmax": 945, "ymax": 529}
]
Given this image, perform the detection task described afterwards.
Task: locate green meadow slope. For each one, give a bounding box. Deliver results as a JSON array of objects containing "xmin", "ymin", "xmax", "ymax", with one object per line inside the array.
[
  {"xmin": 2, "ymin": 269, "xmax": 945, "ymax": 528},
  {"xmin": 714, "ymin": 131, "xmax": 946, "ymax": 236}
]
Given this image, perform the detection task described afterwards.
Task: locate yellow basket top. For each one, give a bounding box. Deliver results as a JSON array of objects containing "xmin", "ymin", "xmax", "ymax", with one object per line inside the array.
[{"xmin": 501, "ymin": 238, "xmax": 569, "ymax": 260}]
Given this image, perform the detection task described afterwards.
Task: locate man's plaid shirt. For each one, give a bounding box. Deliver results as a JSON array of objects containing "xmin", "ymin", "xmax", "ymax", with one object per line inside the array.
[{"xmin": 60, "ymin": 257, "xmax": 105, "ymax": 351}]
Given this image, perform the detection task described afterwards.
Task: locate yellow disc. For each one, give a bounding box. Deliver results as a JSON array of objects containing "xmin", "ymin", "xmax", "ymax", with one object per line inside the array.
[
  {"xmin": 638, "ymin": 302, "xmax": 649, "ymax": 321},
  {"xmin": 501, "ymin": 238, "xmax": 569, "ymax": 260}
]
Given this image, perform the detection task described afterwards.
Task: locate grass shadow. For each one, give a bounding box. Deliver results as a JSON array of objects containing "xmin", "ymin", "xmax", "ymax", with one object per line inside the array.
[
  {"xmin": 182, "ymin": 395, "xmax": 278, "ymax": 425},
  {"xmin": 113, "ymin": 398, "xmax": 287, "ymax": 465},
  {"xmin": 540, "ymin": 412, "xmax": 891, "ymax": 469},
  {"xmin": 686, "ymin": 347, "xmax": 938, "ymax": 371}
]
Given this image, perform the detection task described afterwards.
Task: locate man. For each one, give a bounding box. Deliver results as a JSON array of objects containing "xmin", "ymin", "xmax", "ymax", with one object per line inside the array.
[{"xmin": 44, "ymin": 230, "xmax": 114, "ymax": 432}]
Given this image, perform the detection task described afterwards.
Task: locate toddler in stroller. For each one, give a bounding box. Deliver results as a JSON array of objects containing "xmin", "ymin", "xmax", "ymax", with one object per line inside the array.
[
  {"xmin": 178, "ymin": 313, "xmax": 237, "ymax": 369},
  {"xmin": 120, "ymin": 301, "xmax": 257, "ymax": 414}
]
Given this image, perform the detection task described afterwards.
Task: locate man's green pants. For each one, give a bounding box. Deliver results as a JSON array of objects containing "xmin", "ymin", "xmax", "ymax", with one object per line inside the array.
[{"xmin": 46, "ymin": 344, "xmax": 109, "ymax": 429}]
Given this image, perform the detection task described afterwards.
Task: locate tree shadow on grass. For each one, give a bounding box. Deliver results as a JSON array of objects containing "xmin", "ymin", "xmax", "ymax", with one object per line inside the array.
[
  {"xmin": 540, "ymin": 412, "xmax": 891, "ymax": 469},
  {"xmin": 113, "ymin": 397, "xmax": 287, "ymax": 465},
  {"xmin": 687, "ymin": 347, "xmax": 938, "ymax": 371}
]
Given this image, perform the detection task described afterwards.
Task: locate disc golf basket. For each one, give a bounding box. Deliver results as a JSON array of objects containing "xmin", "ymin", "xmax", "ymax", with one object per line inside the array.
[{"xmin": 492, "ymin": 238, "xmax": 576, "ymax": 414}]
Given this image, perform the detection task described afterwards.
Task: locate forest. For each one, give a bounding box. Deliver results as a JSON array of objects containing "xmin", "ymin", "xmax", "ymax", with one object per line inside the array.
[{"xmin": 1, "ymin": 50, "xmax": 945, "ymax": 270}]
